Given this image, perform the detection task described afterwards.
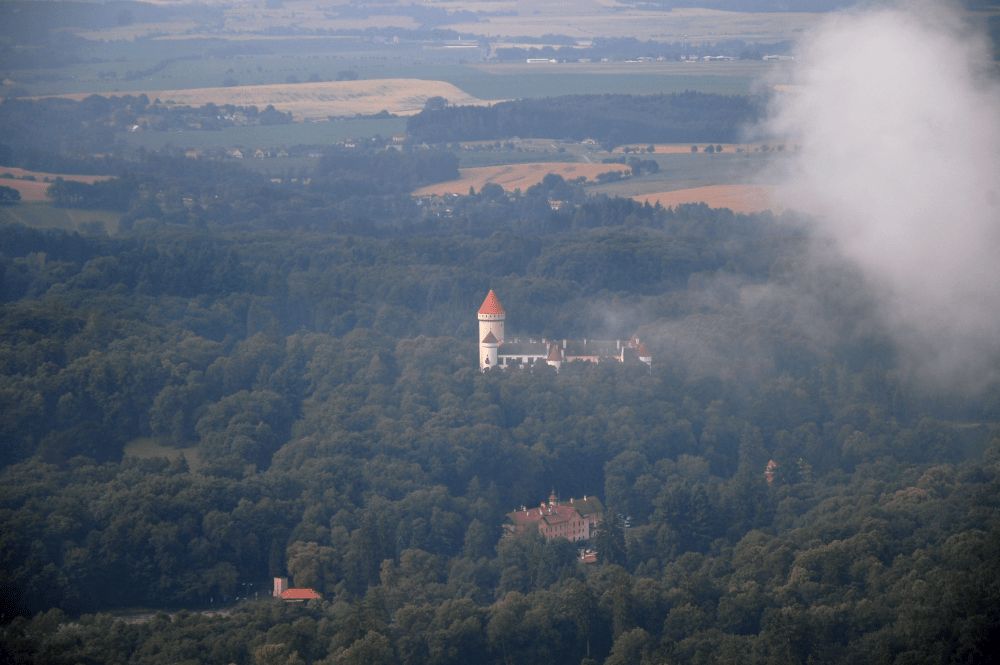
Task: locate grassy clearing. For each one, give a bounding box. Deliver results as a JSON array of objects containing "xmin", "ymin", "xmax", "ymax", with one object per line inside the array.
[
  {"xmin": 413, "ymin": 162, "xmax": 630, "ymax": 196},
  {"xmin": 0, "ymin": 203, "xmax": 121, "ymax": 234},
  {"xmin": 456, "ymin": 148, "xmax": 579, "ymax": 168},
  {"xmin": 124, "ymin": 437, "xmax": 203, "ymax": 472}
]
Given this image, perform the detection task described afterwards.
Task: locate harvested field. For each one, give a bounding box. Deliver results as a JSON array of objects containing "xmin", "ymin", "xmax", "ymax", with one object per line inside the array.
[
  {"xmin": 413, "ymin": 162, "xmax": 630, "ymax": 196},
  {"xmin": 444, "ymin": 7, "xmax": 819, "ymax": 42},
  {"xmin": 0, "ymin": 168, "xmax": 112, "ymax": 202},
  {"xmin": 634, "ymin": 185, "xmax": 777, "ymax": 214},
  {"xmin": 1, "ymin": 180, "xmax": 51, "ymax": 203},
  {"xmin": 47, "ymin": 79, "xmax": 494, "ymax": 121}
]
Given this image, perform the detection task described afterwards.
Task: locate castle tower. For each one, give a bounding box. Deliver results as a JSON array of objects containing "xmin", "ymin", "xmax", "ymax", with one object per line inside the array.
[
  {"xmin": 478, "ymin": 290, "xmax": 505, "ymax": 371},
  {"xmin": 546, "ymin": 341, "xmax": 563, "ymax": 371}
]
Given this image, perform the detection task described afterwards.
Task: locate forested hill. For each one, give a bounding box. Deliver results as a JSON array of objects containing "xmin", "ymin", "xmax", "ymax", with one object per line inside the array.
[
  {"xmin": 406, "ymin": 92, "xmax": 765, "ymax": 147},
  {"xmin": 2, "ymin": 182, "xmax": 999, "ymax": 663}
]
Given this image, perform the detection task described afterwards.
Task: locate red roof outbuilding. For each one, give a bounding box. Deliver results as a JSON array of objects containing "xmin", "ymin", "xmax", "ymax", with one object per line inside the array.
[
  {"xmin": 478, "ymin": 290, "xmax": 506, "ymax": 316},
  {"xmin": 280, "ymin": 588, "xmax": 321, "ymax": 601}
]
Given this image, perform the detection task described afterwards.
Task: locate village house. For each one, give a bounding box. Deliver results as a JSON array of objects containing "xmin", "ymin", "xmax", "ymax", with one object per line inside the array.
[
  {"xmin": 505, "ymin": 491, "xmax": 604, "ymax": 543},
  {"xmin": 478, "ymin": 290, "xmax": 651, "ymax": 371}
]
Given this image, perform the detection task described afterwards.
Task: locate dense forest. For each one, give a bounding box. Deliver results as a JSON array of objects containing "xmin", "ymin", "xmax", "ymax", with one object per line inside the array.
[
  {"xmin": 1, "ymin": 91, "xmax": 999, "ymax": 664},
  {"xmin": 406, "ymin": 93, "xmax": 764, "ymax": 147}
]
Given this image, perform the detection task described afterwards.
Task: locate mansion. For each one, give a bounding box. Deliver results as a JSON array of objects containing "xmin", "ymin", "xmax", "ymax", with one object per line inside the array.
[
  {"xmin": 505, "ymin": 492, "xmax": 604, "ymax": 543},
  {"xmin": 478, "ymin": 290, "xmax": 651, "ymax": 371}
]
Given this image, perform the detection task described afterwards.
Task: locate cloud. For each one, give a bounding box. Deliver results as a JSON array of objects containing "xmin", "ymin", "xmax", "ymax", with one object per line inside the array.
[{"xmin": 765, "ymin": 2, "xmax": 1000, "ymax": 391}]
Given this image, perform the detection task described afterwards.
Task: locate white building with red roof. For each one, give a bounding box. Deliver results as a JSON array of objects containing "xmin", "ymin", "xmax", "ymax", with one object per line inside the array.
[{"xmin": 477, "ymin": 290, "xmax": 651, "ymax": 371}]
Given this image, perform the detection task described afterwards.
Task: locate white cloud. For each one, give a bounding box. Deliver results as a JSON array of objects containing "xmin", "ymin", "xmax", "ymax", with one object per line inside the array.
[{"xmin": 766, "ymin": 2, "xmax": 1000, "ymax": 391}]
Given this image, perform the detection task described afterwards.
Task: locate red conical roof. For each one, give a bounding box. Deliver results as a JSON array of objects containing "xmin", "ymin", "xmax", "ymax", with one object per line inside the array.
[{"xmin": 478, "ymin": 290, "xmax": 505, "ymax": 316}]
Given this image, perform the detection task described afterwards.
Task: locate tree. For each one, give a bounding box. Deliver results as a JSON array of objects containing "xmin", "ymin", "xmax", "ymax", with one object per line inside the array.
[
  {"xmin": 0, "ymin": 185, "xmax": 20, "ymax": 205},
  {"xmin": 423, "ymin": 96, "xmax": 449, "ymax": 112}
]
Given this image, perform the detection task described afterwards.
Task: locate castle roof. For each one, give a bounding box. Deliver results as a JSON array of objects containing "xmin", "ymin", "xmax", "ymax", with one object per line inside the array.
[
  {"xmin": 478, "ymin": 290, "xmax": 505, "ymax": 316},
  {"xmin": 564, "ymin": 339, "xmax": 620, "ymax": 358},
  {"xmin": 499, "ymin": 340, "xmax": 548, "ymax": 357},
  {"xmin": 506, "ymin": 495, "xmax": 604, "ymax": 527},
  {"xmin": 482, "ymin": 331, "xmax": 498, "ymax": 344}
]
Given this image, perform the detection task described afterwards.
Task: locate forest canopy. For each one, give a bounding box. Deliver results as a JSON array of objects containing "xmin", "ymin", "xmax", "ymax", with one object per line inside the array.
[
  {"xmin": 406, "ymin": 92, "xmax": 765, "ymax": 147},
  {"xmin": 1, "ymin": 89, "xmax": 998, "ymax": 665}
]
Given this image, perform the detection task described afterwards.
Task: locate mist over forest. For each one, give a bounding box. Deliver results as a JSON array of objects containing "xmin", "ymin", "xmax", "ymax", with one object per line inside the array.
[{"xmin": 1, "ymin": 1, "xmax": 998, "ymax": 664}]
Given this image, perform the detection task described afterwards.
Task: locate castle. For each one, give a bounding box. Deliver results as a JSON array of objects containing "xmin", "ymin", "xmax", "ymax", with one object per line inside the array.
[{"xmin": 478, "ymin": 290, "xmax": 651, "ymax": 371}]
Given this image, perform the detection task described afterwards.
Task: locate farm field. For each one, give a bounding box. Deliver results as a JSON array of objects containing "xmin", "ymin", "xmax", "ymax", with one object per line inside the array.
[
  {"xmin": 633, "ymin": 184, "xmax": 777, "ymax": 213},
  {"xmin": 0, "ymin": 169, "xmax": 113, "ymax": 202},
  {"xmin": 12, "ymin": 57, "xmax": 775, "ymax": 104},
  {"xmin": 589, "ymin": 151, "xmax": 782, "ymax": 197},
  {"xmin": 54, "ymin": 3, "xmax": 821, "ymax": 45},
  {"xmin": 0, "ymin": 203, "xmax": 121, "ymax": 234},
  {"xmin": 124, "ymin": 117, "xmax": 408, "ymax": 150},
  {"xmin": 443, "ymin": 6, "xmax": 821, "ymax": 42},
  {"xmin": 454, "ymin": 69, "xmax": 766, "ymax": 98},
  {"xmin": 457, "ymin": 150, "xmax": 579, "ymax": 168},
  {"xmin": 412, "ymin": 162, "xmax": 630, "ymax": 196},
  {"xmin": 45, "ymin": 79, "xmax": 497, "ymax": 120}
]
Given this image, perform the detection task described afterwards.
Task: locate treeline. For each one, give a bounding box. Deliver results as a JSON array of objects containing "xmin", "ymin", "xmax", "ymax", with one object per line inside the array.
[
  {"xmin": 0, "ymin": 95, "xmax": 290, "ymax": 174},
  {"xmin": 406, "ymin": 92, "xmax": 765, "ymax": 147},
  {"xmin": 315, "ymin": 146, "xmax": 459, "ymax": 197},
  {"xmin": 495, "ymin": 37, "xmax": 791, "ymax": 62},
  {"xmin": 39, "ymin": 145, "xmax": 455, "ymax": 221}
]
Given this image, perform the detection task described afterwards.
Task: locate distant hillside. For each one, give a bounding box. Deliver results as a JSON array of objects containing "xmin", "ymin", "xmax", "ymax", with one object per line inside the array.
[{"xmin": 618, "ymin": 0, "xmax": 856, "ymax": 11}]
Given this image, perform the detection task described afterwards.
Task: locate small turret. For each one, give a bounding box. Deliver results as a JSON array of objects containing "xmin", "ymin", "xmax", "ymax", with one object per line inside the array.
[{"xmin": 546, "ymin": 342, "xmax": 564, "ymax": 371}]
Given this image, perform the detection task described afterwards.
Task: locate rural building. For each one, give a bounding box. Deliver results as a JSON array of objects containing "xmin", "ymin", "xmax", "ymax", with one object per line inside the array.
[
  {"xmin": 478, "ymin": 290, "xmax": 651, "ymax": 371},
  {"xmin": 505, "ymin": 492, "xmax": 604, "ymax": 542},
  {"xmin": 273, "ymin": 577, "xmax": 321, "ymax": 602}
]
